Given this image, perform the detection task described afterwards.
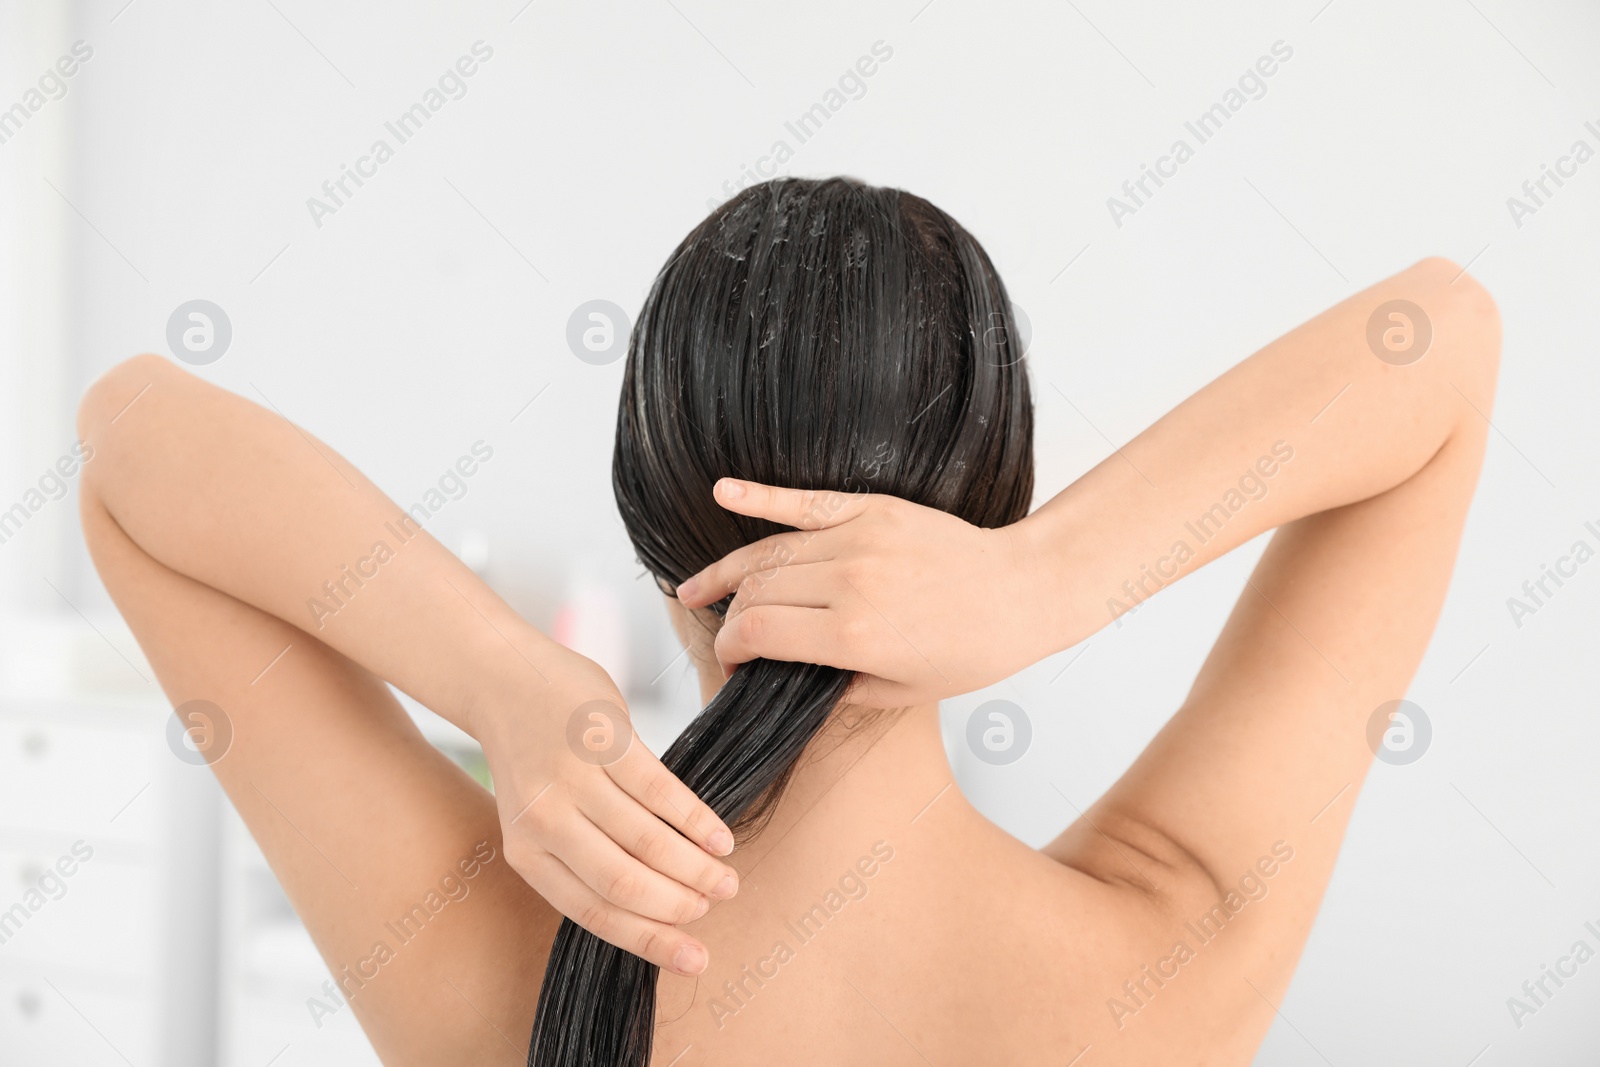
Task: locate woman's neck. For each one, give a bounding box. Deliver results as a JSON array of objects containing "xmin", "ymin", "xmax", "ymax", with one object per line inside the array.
[{"xmin": 714, "ymin": 693, "xmax": 963, "ymax": 871}]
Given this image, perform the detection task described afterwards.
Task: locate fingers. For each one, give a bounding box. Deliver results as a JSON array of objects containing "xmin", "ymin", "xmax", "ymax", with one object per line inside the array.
[
  {"xmin": 709, "ymin": 564, "xmax": 849, "ymax": 668},
  {"xmin": 712, "ymin": 478, "xmax": 875, "ymax": 529},
  {"xmin": 588, "ymin": 784, "xmax": 739, "ymax": 903},
  {"xmin": 608, "ymin": 742, "xmax": 735, "ymax": 861},
  {"xmin": 677, "ymin": 530, "xmax": 836, "ymax": 609},
  {"xmin": 538, "ymin": 806, "xmax": 716, "ymax": 928},
  {"xmin": 515, "ymin": 848, "xmax": 711, "ymax": 976},
  {"xmin": 676, "ymin": 479, "xmax": 876, "ymax": 607},
  {"xmin": 722, "ymin": 560, "xmax": 838, "ymax": 612},
  {"xmin": 713, "ymin": 603, "xmax": 854, "ymax": 669}
]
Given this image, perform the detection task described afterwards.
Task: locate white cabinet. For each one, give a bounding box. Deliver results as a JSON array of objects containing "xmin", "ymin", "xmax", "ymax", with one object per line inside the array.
[
  {"xmin": 0, "ymin": 969, "xmax": 156, "ymax": 1067},
  {"xmin": 0, "ymin": 694, "xmax": 166, "ymax": 1067}
]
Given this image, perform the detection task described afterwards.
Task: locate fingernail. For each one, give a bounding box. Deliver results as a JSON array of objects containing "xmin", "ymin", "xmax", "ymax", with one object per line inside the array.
[
  {"xmin": 692, "ymin": 895, "xmax": 710, "ymax": 919},
  {"xmin": 676, "ymin": 577, "xmax": 699, "ymax": 601},
  {"xmin": 707, "ymin": 828, "xmax": 733, "ymax": 855},
  {"xmin": 674, "ymin": 943, "xmax": 707, "ymax": 975},
  {"xmin": 712, "ymin": 873, "xmax": 738, "ymax": 899},
  {"xmin": 719, "ymin": 479, "xmax": 746, "ymax": 500}
]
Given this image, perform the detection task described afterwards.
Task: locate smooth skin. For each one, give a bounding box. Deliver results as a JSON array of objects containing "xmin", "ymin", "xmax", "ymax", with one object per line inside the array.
[
  {"xmin": 78, "ymin": 257, "xmax": 1497, "ymax": 1064},
  {"xmin": 76, "ymin": 362, "xmax": 740, "ymax": 1058}
]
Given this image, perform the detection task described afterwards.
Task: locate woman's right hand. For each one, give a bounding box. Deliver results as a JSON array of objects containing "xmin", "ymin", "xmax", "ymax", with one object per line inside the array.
[
  {"xmin": 76, "ymin": 355, "xmax": 740, "ymax": 977},
  {"xmin": 472, "ymin": 651, "xmax": 740, "ymax": 976}
]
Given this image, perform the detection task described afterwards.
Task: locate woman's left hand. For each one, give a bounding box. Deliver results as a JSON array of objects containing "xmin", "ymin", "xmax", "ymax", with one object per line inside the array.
[{"xmin": 675, "ymin": 478, "xmax": 1062, "ymax": 707}]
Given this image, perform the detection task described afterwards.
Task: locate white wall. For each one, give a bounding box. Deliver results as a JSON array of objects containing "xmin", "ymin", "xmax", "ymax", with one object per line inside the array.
[{"xmin": 3, "ymin": 0, "xmax": 1598, "ymax": 1062}]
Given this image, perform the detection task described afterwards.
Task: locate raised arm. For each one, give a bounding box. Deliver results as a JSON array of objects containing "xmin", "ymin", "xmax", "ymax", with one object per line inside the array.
[
  {"xmin": 1036, "ymin": 258, "xmax": 1498, "ymax": 1036},
  {"xmin": 77, "ymin": 354, "xmax": 738, "ymax": 975},
  {"xmin": 677, "ymin": 255, "xmax": 1498, "ymax": 1044},
  {"xmin": 680, "ymin": 257, "xmax": 1496, "ymax": 708}
]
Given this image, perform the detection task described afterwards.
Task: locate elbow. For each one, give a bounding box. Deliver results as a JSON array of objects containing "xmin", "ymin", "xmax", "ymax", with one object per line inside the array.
[
  {"xmin": 1417, "ymin": 255, "xmax": 1499, "ymax": 320},
  {"xmin": 1445, "ymin": 260, "xmax": 1502, "ymax": 398},
  {"xmin": 77, "ymin": 353, "xmax": 174, "ymax": 443},
  {"xmin": 1406, "ymin": 257, "xmax": 1502, "ymax": 394},
  {"xmin": 1410, "ymin": 256, "xmax": 1500, "ymax": 339},
  {"xmin": 76, "ymin": 354, "xmax": 180, "ymax": 493}
]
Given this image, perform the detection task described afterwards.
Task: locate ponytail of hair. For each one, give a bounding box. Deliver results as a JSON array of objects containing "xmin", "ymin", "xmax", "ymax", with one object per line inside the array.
[{"xmin": 528, "ymin": 175, "xmax": 1034, "ymax": 1066}]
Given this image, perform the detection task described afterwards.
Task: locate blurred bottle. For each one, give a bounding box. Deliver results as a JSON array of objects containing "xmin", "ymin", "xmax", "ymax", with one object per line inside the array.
[{"xmin": 551, "ymin": 552, "xmax": 630, "ymax": 692}]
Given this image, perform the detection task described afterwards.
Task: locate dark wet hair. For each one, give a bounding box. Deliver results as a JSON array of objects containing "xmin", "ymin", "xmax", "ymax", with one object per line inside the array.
[{"xmin": 528, "ymin": 176, "xmax": 1034, "ymax": 1066}]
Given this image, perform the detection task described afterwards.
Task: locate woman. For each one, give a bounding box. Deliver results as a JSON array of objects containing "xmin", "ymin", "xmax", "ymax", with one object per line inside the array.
[{"xmin": 76, "ymin": 177, "xmax": 1499, "ymax": 1065}]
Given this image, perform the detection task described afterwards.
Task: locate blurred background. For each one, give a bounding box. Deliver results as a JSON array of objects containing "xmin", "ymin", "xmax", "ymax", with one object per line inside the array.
[{"xmin": 2, "ymin": 0, "xmax": 1598, "ymax": 1063}]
